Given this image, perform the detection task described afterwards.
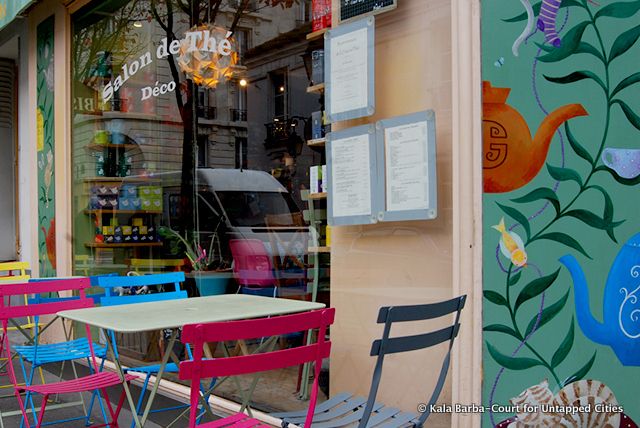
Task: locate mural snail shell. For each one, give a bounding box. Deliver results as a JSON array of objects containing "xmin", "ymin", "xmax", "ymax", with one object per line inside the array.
[{"xmin": 507, "ymin": 379, "xmax": 621, "ymax": 428}]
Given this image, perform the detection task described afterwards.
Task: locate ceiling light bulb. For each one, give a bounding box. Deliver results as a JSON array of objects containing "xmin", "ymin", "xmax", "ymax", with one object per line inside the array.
[{"xmin": 239, "ymin": 79, "xmax": 247, "ymax": 87}]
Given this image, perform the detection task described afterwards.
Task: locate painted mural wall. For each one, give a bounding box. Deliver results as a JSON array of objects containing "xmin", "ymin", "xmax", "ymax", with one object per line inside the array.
[
  {"xmin": 37, "ymin": 16, "xmax": 56, "ymax": 277},
  {"xmin": 482, "ymin": 0, "xmax": 640, "ymax": 426}
]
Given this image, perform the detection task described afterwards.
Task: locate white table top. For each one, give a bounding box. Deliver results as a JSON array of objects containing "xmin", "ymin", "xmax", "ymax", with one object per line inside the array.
[{"xmin": 57, "ymin": 294, "xmax": 325, "ymax": 333}]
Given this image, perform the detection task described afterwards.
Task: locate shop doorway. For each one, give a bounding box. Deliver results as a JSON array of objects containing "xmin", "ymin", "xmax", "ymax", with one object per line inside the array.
[{"xmin": 0, "ymin": 54, "xmax": 17, "ymax": 261}]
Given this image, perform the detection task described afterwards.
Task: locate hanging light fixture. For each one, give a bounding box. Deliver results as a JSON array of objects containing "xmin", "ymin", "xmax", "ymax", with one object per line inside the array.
[{"xmin": 177, "ymin": 24, "xmax": 239, "ymax": 89}]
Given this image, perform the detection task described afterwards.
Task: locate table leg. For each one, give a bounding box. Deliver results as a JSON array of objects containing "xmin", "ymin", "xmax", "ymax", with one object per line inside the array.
[
  {"xmin": 139, "ymin": 329, "xmax": 178, "ymax": 426},
  {"xmin": 105, "ymin": 329, "xmax": 142, "ymax": 428}
]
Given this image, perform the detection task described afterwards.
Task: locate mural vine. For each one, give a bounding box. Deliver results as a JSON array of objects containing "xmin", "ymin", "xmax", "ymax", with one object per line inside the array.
[{"xmin": 482, "ymin": 0, "xmax": 640, "ymax": 425}]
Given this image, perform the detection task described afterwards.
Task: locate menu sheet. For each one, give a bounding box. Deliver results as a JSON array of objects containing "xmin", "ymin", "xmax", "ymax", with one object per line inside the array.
[
  {"xmin": 329, "ymin": 27, "xmax": 369, "ymax": 116},
  {"xmin": 330, "ymin": 134, "xmax": 372, "ymax": 218},
  {"xmin": 384, "ymin": 121, "xmax": 429, "ymax": 212}
]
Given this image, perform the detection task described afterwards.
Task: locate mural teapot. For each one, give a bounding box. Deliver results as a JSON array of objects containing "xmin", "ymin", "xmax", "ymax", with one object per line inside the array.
[
  {"xmin": 560, "ymin": 232, "xmax": 640, "ymax": 366},
  {"xmin": 482, "ymin": 81, "xmax": 588, "ymax": 193}
]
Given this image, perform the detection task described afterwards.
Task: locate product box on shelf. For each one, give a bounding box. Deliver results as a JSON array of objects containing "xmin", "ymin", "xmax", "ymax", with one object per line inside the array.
[
  {"xmin": 312, "ymin": 0, "xmax": 331, "ymax": 31},
  {"xmin": 140, "ymin": 197, "xmax": 162, "ymax": 211},
  {"xmin": 120, "ymin": 184, "xmax": 137, "ymax": 197},
  {"xmin": 311, "ymin": 111, "xmax": 323, "ymax": 140},
  {"xmin": 321, "ymin": 164, "xmax": 327, "ymax": 193},
  {"xmin": 94, "ymin": 153, "xmax": 106, "ymax": 177},
  {"xmin": 311, "ymin": 49, "xmax": 324, "ymax": 85},
  {"xmin": 92, "ymin": 185, "xmax": 119, "ymax": 196},
  {"xmin": 91, "ymin": 196, "xmax": 118, "ymax": 210},
  {"xmin": 310, "ymin": 166, "xmax": 320, "ymax": 194}
]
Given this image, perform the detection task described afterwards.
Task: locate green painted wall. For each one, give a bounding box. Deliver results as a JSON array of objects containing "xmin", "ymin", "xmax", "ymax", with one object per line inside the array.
[
  {"xmin": 37, "ymin": 16, "xmax": 56, "ymax": 277},
  {"xmin": 481, "ymin": 0, "xmax": 640, "ymax": 425}
]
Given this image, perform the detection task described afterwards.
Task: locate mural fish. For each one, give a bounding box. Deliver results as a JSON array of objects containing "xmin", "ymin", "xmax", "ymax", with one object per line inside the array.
[{"xmin": 493, "ymin": 217, "xmax": 528, "ymax": 267}]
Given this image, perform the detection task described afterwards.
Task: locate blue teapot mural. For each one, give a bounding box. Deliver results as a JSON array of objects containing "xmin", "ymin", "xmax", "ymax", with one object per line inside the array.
[{"xmin": 560, "ymin": 232, "xmax": 640, "ymax": 366}]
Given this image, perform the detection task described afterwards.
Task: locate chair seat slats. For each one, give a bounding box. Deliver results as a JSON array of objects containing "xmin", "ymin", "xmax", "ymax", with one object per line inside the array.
[
  {"xmin": 198, "ymin": 413, "xmax": 250, "ymax": 428},
  {"xmin": 362, "ymin": 407, "xmax": 403, "ymax": 428},
  {"xmin": 282, "ymin": 396, "xmax": 368, "ymax": 425},
  {"xmin": 372, "ymin": 412, "xmax": 417, "ymax": 428},
  {"xmin": 271, "ymin": 392, "xmax": 354, "ymax": 418},
  {"xmin": 124, "ymin": 362, "xmax": 180, "ymax": 374},
  {"xmin": 14, "ymin": 338, "xmax": 107, "ymax": 364},
  {"xmin": 17, "ymin": 372, "xmax": 136, "ymax": 394},
  {"xmin": 309, "ymin": 402, "xmax": 384, "ymax": 428}
]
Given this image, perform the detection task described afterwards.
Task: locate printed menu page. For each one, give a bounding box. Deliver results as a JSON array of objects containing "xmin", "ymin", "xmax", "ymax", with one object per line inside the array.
[
  {"xmin": 329, "ymin": 27, "xmax": 369, "ymax": 116},
  {"xmin": 331, "ymin": 134, "xmax": 372, "ymax": 217},
  {"xmin": 384, "ymin": 121, "xmax": 429, "ymax": 212}
]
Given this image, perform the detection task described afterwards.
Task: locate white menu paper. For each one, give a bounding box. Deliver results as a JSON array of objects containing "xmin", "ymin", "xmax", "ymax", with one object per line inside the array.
[
  {"xmin": 329, "ymin": 27, "xmax": 368, "ymax": 116},
  {"xmin": 331, "ymin": 134, "xmax": 372, "ymax": 217},
  {"xmin": 384, "ymin": 121, "xmax": 429, "ymax": 212}
]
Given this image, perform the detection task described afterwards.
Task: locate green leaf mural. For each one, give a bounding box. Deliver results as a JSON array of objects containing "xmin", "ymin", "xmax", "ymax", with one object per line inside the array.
[
  {"xmin": 612, "ymin": 99, "xmax": 640, "ymax": 130},
  {"xmin": 595, "ymin": 0, "xmax": 640, "ymax": 19},
  {"xmin": 524, "ymin": 290, "xmax": 570, "ymax": 337},
  {"xmin": 551, "ymin": 320, "xmax": 575, "ymax": 368},
  {"xmin": 486, "ymin": 342, "xmax": 544, "ymax": 370},
  {"xmin": 544, "ymin": 70, "xmax": 607, "ymax": 93},
  {"xmin": 482, "ymin": 0, "xmax": 640, "ymax": 423},
  {"xmin": 537, "ymin": 21, "xmax": 591, "ymax": 62},
  {"xmin": 37, "ymin": 16, "xmax": 56, "ymax": 277},
  {"xmin": 609, "ymin": 24, "xmax": 640, "ymax": 62},
  {"xmin": 511, "ymin": 188, "xmax": 561, "ymax": 215},
  {"xmin": 514, "ymin": 269, "xmax": 561, "ymax": 313}
]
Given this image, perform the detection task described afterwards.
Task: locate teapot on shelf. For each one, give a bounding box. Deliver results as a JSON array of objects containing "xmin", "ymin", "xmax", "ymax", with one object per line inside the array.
[{"xmin": 482, "ymin": 81, "xmax": 588, "ymax": 193}]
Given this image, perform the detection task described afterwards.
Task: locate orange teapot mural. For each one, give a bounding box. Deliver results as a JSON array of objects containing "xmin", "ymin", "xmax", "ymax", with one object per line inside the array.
[{"xmin": 482, "ymin": 81, "xmax": 588, "ymax": 193}]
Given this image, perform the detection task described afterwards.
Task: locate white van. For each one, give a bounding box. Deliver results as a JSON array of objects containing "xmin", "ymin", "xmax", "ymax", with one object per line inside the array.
[{"xmin": 161, "ymin": 168, "xmax": 308, "ymax": 266}]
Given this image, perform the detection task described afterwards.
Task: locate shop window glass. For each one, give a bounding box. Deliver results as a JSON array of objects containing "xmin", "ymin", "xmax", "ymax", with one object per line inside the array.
[{"xmin": 71, "ymin": 0, "xmax": 329, "ymax": 409}]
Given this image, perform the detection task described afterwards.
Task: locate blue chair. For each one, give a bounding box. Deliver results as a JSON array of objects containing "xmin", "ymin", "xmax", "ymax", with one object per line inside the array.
[{"xmin": 95, "ymin": 272, "xmax": 212, "ymax": 427}]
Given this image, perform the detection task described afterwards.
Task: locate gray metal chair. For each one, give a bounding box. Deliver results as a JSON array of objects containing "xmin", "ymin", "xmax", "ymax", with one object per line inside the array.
[{"xmin": 272, "ymin": 295, "xmax": 467, "ymax": 428}]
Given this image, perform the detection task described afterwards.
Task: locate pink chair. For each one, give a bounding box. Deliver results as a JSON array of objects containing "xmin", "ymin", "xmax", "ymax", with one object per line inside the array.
[
  {"xmin": 179, "ymin": 307, "xmax": 335, "ymax": 428},
  {"xmin": 229, "ymin": 239, "xmax": 278, "ymax": 288},
  {"xmin": 0, "ymin": 278, "xmax": 136, "ymax": 428}
]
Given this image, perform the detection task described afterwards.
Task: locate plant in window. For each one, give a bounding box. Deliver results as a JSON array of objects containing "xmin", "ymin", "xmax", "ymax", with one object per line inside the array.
[{"xmin": 159, "ymin": 227, "xmax": 225, "ymax": 271}]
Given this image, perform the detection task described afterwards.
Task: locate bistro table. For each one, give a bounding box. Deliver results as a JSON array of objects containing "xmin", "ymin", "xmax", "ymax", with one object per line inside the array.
[{"xmin": 57, "ymin": 294, "xmax": 325, "ymax": 428}]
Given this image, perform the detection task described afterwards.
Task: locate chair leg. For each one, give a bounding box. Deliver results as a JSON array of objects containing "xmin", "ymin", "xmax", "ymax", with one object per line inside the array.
[
  {"xmin": 18, "ymin": 358, "xmax": 38, "ymax": 428},
  {"xmin": 86, "ymin": 358, "xmax": 110, "ymax": 427},
  {"xmin": 36, "ymin": 394, "xmax": 49, "ymax": 428},
  {"xmin": 99, "ymin": 387, "xmax": 119, "ymax": 428},
  {"xmin": 130, "ymin": 374, "xmax": 151, "ymax": 428}
]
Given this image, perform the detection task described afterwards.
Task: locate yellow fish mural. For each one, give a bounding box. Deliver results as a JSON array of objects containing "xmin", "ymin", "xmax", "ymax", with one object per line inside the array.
[{"xmin": 493, "ymin": 217, "xmax": 528, "ymax": 267}]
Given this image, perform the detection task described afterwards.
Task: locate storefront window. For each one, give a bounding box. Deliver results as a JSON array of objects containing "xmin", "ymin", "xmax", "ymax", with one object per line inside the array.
[{"xmin": 71, "ymin": 0, "xmax": 330, "ymax": 407}]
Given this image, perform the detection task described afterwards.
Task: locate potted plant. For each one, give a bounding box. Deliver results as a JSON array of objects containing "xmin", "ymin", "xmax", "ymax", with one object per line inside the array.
[{"xmin": 158, "ymin": 226, "xmax": 233, "ymax": 296}]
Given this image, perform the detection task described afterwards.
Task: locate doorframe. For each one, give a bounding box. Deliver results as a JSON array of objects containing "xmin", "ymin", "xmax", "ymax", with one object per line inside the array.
[{"xmin": 451, "ymin": 0, "xmax": 483, "ymax": 426}]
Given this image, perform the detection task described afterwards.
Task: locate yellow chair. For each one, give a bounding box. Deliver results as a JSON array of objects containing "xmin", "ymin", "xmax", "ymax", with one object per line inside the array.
[
  {"xmin": 127, "ymin": 258, "xmax": 185, "ymax": 274},
  {"xmin": 0, "ymin": 261, "xmax": 46, "ymax": 389}
]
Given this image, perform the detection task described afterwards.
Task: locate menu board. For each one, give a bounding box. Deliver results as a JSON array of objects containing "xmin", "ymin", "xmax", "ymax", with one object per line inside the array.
[
  {"xmin": 325, "ymin": 17, "xmax": 375, "ymax": 123},
  {"xmin": 339, "ymin": 0, "xmax": 397, "ymax": 24},
  {"xmin": 377, "ymin": 110, "xmax": 437, "ymax": 222},
  {"xmin": 327, "ymin": 111, "xmax": 437, "ymax": 226},
  {"xmin": 327, "ymin": 125, "xmax": 377, "ymax": 226}
]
